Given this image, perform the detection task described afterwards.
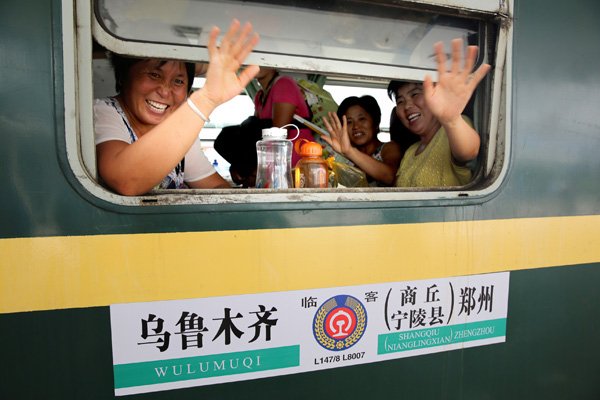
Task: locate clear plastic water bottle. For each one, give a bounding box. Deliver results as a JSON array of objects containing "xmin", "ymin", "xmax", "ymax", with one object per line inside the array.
[{"xmin": 255, "ymin": 127, "xmax": 295, "ymax": 189}]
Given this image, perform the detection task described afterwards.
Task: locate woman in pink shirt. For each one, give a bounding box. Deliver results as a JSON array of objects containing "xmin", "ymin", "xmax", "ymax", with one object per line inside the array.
[{"xmin": 254, "ymin": 67, "xmax": 315, "ymax": 167}]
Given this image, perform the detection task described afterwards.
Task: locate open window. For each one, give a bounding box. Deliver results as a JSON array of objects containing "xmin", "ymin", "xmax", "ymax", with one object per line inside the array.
[{"xmin": 63, "ymin": 0, "xmax": 512, "ymax": 206}]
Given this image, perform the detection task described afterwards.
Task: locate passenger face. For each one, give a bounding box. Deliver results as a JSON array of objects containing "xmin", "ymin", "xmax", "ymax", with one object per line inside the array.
[
  {"xmin": 345, "ymin": 105, "xmax": 377, "ymax": 147},
  {"xmin": 255, "ymin": 67, "xmax": 274, "ymax": 80},
  {"xmin": 394, "ymin": 83, "xmax": 438, "ymax": 137},
  {"xmin": 120, "ymin": 60, "xmax": 189, "ymax": 134}
]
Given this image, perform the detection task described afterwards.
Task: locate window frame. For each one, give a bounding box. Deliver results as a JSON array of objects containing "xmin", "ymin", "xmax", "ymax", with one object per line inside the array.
[{"xmin": 63, "ymin": 0, "xmax": 513, "ymax": 207}]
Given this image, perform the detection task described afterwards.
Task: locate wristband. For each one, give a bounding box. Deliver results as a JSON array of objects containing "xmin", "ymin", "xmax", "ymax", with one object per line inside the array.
[{"xmin": 186, "ymin": 98, "xmax": 210, "ymax": 123}]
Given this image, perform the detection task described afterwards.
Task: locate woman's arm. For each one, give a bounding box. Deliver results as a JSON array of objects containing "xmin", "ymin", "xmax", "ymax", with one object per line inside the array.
[
  {"xmin": 439, "ymin": 116, "xmax": 480, "ymax": 163},
  {"xmin": 187, "ymin": 172, "xmax": 231, "ymax": 189},
  {"xmin": 346, "ymin": 142, "xmax": 401, "ymax": 185},
  {"xmin": 271, "ymin": 102, "xmax": 297, "ymax": 128},
  {"xmin": 96, "ymin": 20, "xmax": 259, "ymax": 195},
  {"xmin": 424, "ymin": 39, "xmax": 490, "ymax": 162},
  {"xmin": 267, "ymin": 78, "xmax": 303, "ymax": 128}
]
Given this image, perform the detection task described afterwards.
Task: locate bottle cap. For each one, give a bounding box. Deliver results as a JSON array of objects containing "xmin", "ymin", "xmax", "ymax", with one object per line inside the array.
[
  {"xmin": 261, "ymin": 127, "xmax": 288, "ymax": 139},
  {"xmin": 300, "ymin": 141, "xmax": 323, "ymax": 157},
  {"xmin": 295, "ymin": 138, "xmax": 323, "ymax": 157}
]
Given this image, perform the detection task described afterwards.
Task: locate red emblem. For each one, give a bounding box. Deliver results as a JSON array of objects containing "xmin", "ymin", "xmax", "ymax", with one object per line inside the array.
[{"xmin": 324, "ymin": 306, "xmax": 357, "ymax": 339}]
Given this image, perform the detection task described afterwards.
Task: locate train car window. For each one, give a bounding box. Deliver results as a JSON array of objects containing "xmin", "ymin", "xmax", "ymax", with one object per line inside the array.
[{"xmin": 64, "ymin": 0, "xmax": 511, "ymax": 206}]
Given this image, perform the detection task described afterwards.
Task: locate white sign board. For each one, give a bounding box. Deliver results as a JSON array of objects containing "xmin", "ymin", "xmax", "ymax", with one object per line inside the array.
[{"xmin": 111, "ymin": 272, "xmax": 510, "ymax": 395}]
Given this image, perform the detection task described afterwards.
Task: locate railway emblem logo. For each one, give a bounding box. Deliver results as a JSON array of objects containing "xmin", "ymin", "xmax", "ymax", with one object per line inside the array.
[{"xmin": 313, "ymin": 295, "xmax": 367, "ymax": 351}]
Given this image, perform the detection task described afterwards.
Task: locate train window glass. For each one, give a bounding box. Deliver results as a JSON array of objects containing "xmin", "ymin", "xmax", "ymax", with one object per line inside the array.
[
  {"xmin": 74, "ymin": 0, "xmax": 511, "ymax": 205},
  {"xmin": 95, "ymin": 0, "xmax": 479, "ymax": 72}
]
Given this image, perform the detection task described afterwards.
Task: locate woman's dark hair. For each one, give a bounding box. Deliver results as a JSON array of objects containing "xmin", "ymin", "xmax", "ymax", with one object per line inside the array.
[
  {"xmin": 110, "ymin": 53, "xmax": 196, "ymax": 94},
  {"xmin": 387, "ymin": 80, "xmax": 415, "ymax": 102},
  {"xmin": 336, "ymin": 95, "xmax": 381, "ymax": 132},
  {"xmin": 387, "ymin": 79, "xmax": 475, "ymax": 123},
  {"xmin": 389, "ymin": 108, "xmax": 420, "ymax": 152}
]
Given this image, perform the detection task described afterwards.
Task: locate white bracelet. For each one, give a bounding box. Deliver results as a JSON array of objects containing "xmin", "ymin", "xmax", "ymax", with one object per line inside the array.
[{"xmin": 186, "ymin": 98, "xmax": 210, "ymax": 123}]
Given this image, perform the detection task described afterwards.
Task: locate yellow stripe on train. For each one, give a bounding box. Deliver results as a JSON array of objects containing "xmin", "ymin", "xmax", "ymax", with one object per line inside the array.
[{"xmin": 2, "ymin": 215, "xmax": 599, "ymax": 314}]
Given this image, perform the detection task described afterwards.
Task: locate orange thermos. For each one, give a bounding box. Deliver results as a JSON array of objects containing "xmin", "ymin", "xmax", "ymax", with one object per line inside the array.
[{"xmin": 294, "ymin": 139, "xmax": 328, "ymax": 188}]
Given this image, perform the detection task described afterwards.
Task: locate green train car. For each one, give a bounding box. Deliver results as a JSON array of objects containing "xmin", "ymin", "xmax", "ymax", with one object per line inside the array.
[{"xmin": 2, "ymin": 0, "xmax": 599, "ymax": 398}]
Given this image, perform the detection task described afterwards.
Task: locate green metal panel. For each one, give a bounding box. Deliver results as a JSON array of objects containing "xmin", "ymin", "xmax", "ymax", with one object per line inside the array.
[
  {"xmin": 1, "ymin": 0, "xmax": 600, "ymax": 398},
  {"xmin": 505, "ymin": 0, "xmax": 600, "ymax": 219}
]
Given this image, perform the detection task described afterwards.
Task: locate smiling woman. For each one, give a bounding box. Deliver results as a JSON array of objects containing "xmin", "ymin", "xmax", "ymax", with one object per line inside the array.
[
  {"xmin": 388, "ymin": 39, "xmax": 490, "ymax": 188},
  {"xmin": 110, "ymin": 58, "xmax": 192, "ymax": 134},
  {"xmin": 93, "ymin": 20, "xmax": 260, "ymax": 195},
  {"xmin": 322, "ymin": 95, "xmax": 402, "ymax": 186}
]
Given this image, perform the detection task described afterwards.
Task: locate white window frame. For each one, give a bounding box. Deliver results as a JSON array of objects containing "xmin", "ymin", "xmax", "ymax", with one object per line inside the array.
[{"xmin": 63, "ymin": 0, "xmax": 513, "ymax": 206}]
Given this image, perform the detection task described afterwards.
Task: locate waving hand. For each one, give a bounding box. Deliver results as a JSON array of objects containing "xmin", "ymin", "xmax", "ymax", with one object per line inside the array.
[
  {"xmin": 321, "ymin": 112, "xmax": 354, "ymax": 156},
  {"xmin": 424, "ymin": 39, "xmax": 491, "ymax": 126},
  {"xmin": 198, "ymin": 20, "xmax": 260, "ymax": 108}
]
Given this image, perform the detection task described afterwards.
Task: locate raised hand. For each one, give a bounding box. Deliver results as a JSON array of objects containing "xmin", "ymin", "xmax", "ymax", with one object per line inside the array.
[
  {"xmin": 424, "ymin": 38, "xmax": 491, "ymax": 126},
  {"xmin": 321, "ymin": 112, "xmax": 354, "ymax": 156},
  {"xmin": 199, "ymin": 20, "xmax": 260, "ymax": 108}
]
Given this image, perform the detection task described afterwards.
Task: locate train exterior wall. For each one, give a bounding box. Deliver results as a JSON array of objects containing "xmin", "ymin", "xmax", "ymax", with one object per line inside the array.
[{"xmin": 1, "ymin": 0, "xmax": 599, "ymax": 398}]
